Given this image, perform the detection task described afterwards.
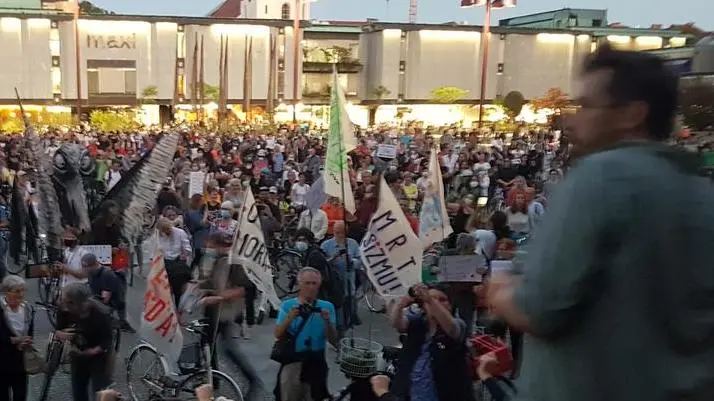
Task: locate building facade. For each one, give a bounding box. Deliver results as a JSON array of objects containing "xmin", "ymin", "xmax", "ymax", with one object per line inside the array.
[{"xmin": 0, "ymin": 9, "xmax": 693, "ymax": 125}]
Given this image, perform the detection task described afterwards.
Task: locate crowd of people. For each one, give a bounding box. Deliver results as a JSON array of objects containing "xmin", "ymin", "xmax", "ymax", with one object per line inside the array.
[{"xmin": 1, "ymin": 45, "xmax": 714, "ymax": 401}]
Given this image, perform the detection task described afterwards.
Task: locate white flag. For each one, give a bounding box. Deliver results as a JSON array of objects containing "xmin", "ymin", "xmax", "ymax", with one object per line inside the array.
[
  {"xmin": 229, "ymin": 187, "xmax": 281, "ymax": 310},
  {"xmin": 419, "ymin": 148, "xmax": 453, "ymax": 248},
  {"xmin": 323, "ymin": 70, "xmax": 357, "ymax": 214},
  {"xmin": 140, "ymin": 248, "xmax": 183, "ymax": 365},
  {"xmin": 360, "ymin": 177, "xmax": 423, "ymax": 297}
]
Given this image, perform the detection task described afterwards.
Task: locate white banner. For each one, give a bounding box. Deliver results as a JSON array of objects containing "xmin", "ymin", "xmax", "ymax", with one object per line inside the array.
[
  {"xmin": 360, "ymin": 177, "xmax": 423, "ymax": 297},
  {"xmin": 188, "ymin": 172, "xmax": 206, "ymax": 197},
  {"xmin": 419, "ymin": 148, "xmax": 453, "ymax": 248},
  {"xmin": 229, "ymin": 187, "xmax": 282, "ymax": 310},
  {"xmin": 140, "ymin": 251, "xmax": 183, "ymax": 365}
]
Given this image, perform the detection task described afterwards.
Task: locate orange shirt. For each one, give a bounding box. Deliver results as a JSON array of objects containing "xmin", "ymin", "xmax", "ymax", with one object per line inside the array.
[{"xmin": 321, "ymin": 203, "xmax": 345, "ymax": 235}]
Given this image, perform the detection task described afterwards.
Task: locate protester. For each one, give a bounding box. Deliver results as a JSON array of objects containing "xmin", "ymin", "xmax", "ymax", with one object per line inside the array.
[
  {"xmin": 55, "ymin": 283, "xmax": 114, "ymax": 401},
  {"xmin": 320, "ymin": 221, "xmax": 361, "ymax": 331},
  {"xmin": 274, "ymin": 267, "xmax": 338, "ymax": 401},
  {"xmin": 488, "ymin": 46, "xmax": 714, "ymax": 401},
  {"xmin": 0, "ymin": 275, "xmax": 33, "ymax": 401},
  {"xmin": 156, "ymin": 216, "xmax": 192, "ymax": 307}
]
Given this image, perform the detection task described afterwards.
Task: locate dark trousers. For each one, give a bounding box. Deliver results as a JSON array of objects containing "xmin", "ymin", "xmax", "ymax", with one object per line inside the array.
[
  {"xmin": 453, "ymin": 286, "xmax": 476, "ymax": 335},
  {"xmin": 235, "ymin": 283, "xmax": 257, "ymax": 326},
  {"xmin": 0, "ymin": 372, "xmax": 27, "ymax": 401},
  {"xmin": 191, "ymin": 248, "xmax": 204, "ymax": 274},
  {"xmin": 509, "ymin": 327, "xmax": 523, "ymax": 378},
  {"xmin": 165, "ymin": 259, "xmax": 190, "ymax": 307},
  {"xmin": 114, "ymin": 270, "xmax": 128, "ymax": 321},
  {"xmin": 70, "ymin": 355, "xmax": 111, "ymax": 401}
]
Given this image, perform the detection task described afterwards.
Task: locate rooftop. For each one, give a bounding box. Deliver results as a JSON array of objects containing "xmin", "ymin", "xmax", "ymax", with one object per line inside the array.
[{"xmin": 208, "ymin": 0, "xmax": 241, "ymax": 18}]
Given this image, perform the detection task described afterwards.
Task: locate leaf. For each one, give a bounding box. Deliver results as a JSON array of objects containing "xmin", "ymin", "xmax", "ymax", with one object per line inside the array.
[{"xmin": 430, "ymin": 86, "xmax": 469, "ymax": 104}]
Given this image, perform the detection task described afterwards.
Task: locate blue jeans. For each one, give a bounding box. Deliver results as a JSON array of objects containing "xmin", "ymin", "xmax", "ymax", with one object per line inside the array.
[{"xmin": 337, "ymin": 270, "xmax": 357, "ymax": 332}]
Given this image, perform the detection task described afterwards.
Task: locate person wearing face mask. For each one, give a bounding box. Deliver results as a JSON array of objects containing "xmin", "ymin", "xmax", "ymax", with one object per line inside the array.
[
  {"xmin": 305, "ymin": 148, "xmax": 322, "ymax": 184},
  {"xmin": 211, "ymin": 201, "xmax": 239, "ymax": 238},
  {"xmin": 58, "ymin": 228, "xmax": 88, "ymax": 288},
  {"xmin": 293, "ymin": 229, "xmax": 341, "ymax": 308}
]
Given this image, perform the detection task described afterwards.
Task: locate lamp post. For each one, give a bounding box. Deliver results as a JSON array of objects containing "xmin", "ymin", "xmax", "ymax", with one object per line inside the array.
[
  {"xmin": 73, "ymin": 0, "xmax": 82, "ymax": 118},
  {"xmin": 292, "ymin": 0, "xmax": 302, "ymax": 123},
  {"xmin": 461, "ymin": 0, "xmax": 517, "ymax": 129}
]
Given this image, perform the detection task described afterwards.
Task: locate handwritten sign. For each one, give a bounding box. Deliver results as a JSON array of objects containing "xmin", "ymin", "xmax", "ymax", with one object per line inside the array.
[
  {"xmin": 188, "ymin": 172, "xmax": 205, "ymax": 197},
  {"xmin": 376, "ymin": 144, "xmax": 398, "ymax": 159},
  {"xmin": 79, "ymin": 245, "xmax": 112, "ymax": 265},
  {"xmin": 437, "ymin": 254, "xmax": 485, "ymax": 283},
  {"xmin": 140, "ymin": 253, "xmax": 183, "ymax": 364},
  {"xmin": 360, "ymin": 177, "xmax": 423, "ymax": 297}
]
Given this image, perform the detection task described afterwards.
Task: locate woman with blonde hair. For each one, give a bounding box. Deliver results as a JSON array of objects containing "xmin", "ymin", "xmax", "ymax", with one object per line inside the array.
[{"xmin": 0, "ymin": 275, "xmax": 34, "ymax": 401}]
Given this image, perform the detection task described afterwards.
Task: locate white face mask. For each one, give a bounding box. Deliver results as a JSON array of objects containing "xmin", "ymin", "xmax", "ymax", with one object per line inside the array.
[{"xmin": 469, "ymin": 181, "xmax": 479, "ymax": 188}]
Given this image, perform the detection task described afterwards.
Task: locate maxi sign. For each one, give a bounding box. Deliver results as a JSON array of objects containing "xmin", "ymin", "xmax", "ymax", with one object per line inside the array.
[{"xmin": 87, "ymin": 34, "xmax": 137, "ymax": 49}]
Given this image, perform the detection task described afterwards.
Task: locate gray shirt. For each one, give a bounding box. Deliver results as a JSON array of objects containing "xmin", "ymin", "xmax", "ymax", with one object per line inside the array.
[
  {"xmin": 209, "ymin": 255, "xmax": 251, "ymax": 322},
  {"xmin": 514, "ymin": 141, "xmax": 714, "ymax": 401}
]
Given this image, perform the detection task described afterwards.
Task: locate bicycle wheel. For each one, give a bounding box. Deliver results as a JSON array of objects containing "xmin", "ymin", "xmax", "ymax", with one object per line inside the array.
[
  {"xmin": 363, "ymin": 280, "xmax": 387, "ymax": 313},
  {"xmin": 126, "ymin": 344, "xmax": 168, "ymax": 401},
  {"xmin": 179, "ymin": 369, "xmax": 244, "ymax": 401},
  {"xmin": 38, "ymin": 273, "xmax": 60, "ymax": 305},
  {"xmin": 273, "ymin": 250, "xmax": 301, "ymax": 298},
  {"xmin": 38, "ymin": 338, "xmax": 64, "ymax": 401}
]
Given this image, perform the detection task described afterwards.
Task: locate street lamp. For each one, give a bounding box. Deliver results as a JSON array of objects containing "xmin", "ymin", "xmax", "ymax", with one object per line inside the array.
[{"xmin": 461, "ymin": 0, "xmax": 517, "ymax": 129}]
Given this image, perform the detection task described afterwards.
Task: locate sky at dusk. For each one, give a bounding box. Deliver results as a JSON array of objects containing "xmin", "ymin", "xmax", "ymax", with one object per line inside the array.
[{"xmin": 91, "ymin": 0, "xmax": 714, "ymax": 30}]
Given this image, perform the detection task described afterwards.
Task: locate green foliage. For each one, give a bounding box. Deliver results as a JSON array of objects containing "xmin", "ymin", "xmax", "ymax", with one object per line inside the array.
[
  {"xmin": 204, "ymin": 83, "xmax": 220, "ymax": 102},
  {"xmin": 139, "ymin": 85, "xmax": 159, "ymax": 104},
  {"xmin": 36, "ymin": 110, "xmax": 77, "ymax": 127},
  {"xmin": 680, "ymin": 80, "xmax": 714, "ymax": 131},
  {"xmin": 503, "ymin": 91, "xmax": 526, "ymax": 118},
  {"xmin": 89, "ymin": 110, "xmax": 139, "ymax": 132},
  {"xmin": 372, "ymin": 85, "xmax": 391, "ymax": 99},
  {"xmin": 79, "ymin": 1, "xmax": 113, "ymax": 15},
  {"xmin": 430, "ymin": 87, "xmax": 469, "ymax": 104},
  {"xmin": 331, "ymin": 46, "xmax": 355, "ymax": 63},
  {"xmin": 0, "ymin": 118, "xmax": 23, "ymax": 134}
]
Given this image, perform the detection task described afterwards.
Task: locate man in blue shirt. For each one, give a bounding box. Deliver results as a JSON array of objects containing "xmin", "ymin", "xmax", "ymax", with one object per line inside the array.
[
  {"xmin": 320, "ymin": 221, "xmax": 362, "ymax": 331},
  {"xmin": 275, "ymin": 267, "xmax": 338, "ymax": 401}
]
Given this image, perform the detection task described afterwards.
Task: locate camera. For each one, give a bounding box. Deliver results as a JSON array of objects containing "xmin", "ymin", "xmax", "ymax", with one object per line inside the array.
[{"xmin": 298, "ymin": 303, "xmax": 321, "ymax": 315}]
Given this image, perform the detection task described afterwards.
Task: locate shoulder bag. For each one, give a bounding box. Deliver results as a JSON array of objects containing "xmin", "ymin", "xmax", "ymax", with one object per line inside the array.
[
  {"xmin": 270, "ymin": 313, "xmax": 312, "ymax": 365},
  {"xmin": 0, "ymin": 303, "xmax": 47, "ymax": 375}
]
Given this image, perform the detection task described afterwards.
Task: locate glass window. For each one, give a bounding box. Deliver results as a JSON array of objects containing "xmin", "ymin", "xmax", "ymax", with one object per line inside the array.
[
  {"xmin": 50, "ymin": 40, "xmax": 60, "ymax": 57},
  {"xmin": 177, "ymin": 32, "xmax": 186, "ymax": 58},
  {"xmin": 49, "ymin": 28, "xmax": 59, "ymax": 41},
  {"xmin": 281, "ymin": 3, "xmax": 290, "ymax": 19},
  {"xmin": 87, "ymin": 70, "xmax": 99, "ymax": 95},
  {"xmin": 124, "ymin": 70, "xmax": 137, "ymax": 94},
  {"xmin": 51, "ymin": 67, "xmax": 61, "ymax": 94}
]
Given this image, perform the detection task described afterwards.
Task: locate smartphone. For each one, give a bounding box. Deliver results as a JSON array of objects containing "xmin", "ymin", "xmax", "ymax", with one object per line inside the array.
[{"xmin": 477, "ymin": 197, "xmax": 488, "ymax": 207}]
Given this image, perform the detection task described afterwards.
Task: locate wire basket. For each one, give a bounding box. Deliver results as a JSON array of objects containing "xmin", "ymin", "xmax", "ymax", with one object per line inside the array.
[{"xmin": 338, "ymin": 337, "xmax": 383, "ymax": 379}]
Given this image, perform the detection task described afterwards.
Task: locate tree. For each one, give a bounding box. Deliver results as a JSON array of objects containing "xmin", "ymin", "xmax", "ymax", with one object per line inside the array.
[
  {"xmin": 79, "ymin": 1, "xmax": 113, "ymax": 15},
  {"xmin": 90, "ymin": 110, "xmax": 139, "ymax": 132},
  {"xmin": 430, "ymin": 86, "xmax": 469, "ymax": 104},
  {"xmin": 368, "ymin": 85, "xmax": 392, "ymax": 125},
  {"xmin": 503, "ymin": 91, "xmax": 526, "ymax": 120},
  {"xmin": 203, "ymin": 83, "xmax": 220, "ymax": 102},
  {"xmin": 331, "ymin": 46, "xmax": 354, "ymax": 63},
  {"xmin": 139, "ymin": 85, "xmax": 159, "ymax": 105},
  {"xmin": 680, "ymin": 79, "xmax": 714, "ymax": 131},
  {"xmin": 531, "ymin": 87, "xmax": 569, "ymax": 113}
]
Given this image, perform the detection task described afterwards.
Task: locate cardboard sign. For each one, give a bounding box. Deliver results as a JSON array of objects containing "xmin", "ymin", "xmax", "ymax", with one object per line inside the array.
[
  {"xmin": 376, "ymin": 144, "xmax": 398, "ymax": 159},
  {"xmin": 79, "ymin": 245, "xmax": 112, "ymax": 265},
  {"xmin": 188, "ymin": 172, "xmax": 206, "ymax": 196},
  {"xmin": 437, "ymin": 254, "xmax": 485, "ymax": 283}
]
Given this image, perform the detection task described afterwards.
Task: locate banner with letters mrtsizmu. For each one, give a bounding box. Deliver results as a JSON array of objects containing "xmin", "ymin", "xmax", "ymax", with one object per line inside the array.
[
  {"xmin": 360, "ymin": 177, "xmax": 423, "ymax": 298},
  {"xmin": 229, "ymin": 187, "xmax": 281, "ymax": 310}
]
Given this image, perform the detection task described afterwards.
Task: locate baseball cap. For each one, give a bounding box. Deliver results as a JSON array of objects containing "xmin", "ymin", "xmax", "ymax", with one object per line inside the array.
[
  {"xmin": 81, "ymin": 253, "xmax": 98, "ymax": 267},
  {"xmin": 269, "ymin": 186, "xmax": 278, "ymax": 194}
]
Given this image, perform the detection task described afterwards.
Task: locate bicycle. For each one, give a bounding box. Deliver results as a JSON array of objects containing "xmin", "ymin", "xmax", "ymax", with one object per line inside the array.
[
  {"xmin": 125, "ymin": 319, "xmax": 243, "ymax": 401},
  {"xmin": 354, "ymin": 269, "xmax": 386, "ymax": 314}
]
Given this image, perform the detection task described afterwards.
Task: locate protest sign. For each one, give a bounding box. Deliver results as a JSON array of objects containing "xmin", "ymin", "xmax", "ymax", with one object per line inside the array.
[
  {"xmin": 188, "ymin": 172, "xmax": 206, "ymax": 196},
  {"xmin": 360, "ymin": 177, "xmax": 423, "ymax": 297},
  {"xmin": 79, "ymin": 245, "xmax": 112, "ymax": 265},
  {"xmin": 229, "ymin": 187, "xmax": 281, "ymax": 310},
  {"xmin": 140, "ymin": 251, "xmax": 183, "ymax": 364},
  {"xmin": 419, "ymin": 148, "xmax": 453, "ymax": 248}
]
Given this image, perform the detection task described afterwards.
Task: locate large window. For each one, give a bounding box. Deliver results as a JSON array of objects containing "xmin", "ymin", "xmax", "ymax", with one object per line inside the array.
[
  {"xmin": 86, "ymin": 59, "xmax": 137, "ymax": 97},
  {"xmin": 281, "ymin": 3, "xmax": 290, "ymax": 19}
]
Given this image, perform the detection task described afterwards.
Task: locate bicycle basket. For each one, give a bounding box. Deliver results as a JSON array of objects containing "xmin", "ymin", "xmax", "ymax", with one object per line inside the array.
[
  {"xmin": 178, "ymin": 343, "xmax": 202, "ymax": 375},
  {"xmin": 338, "ymin": 337, "xmax": 383, "ymax": 379}
]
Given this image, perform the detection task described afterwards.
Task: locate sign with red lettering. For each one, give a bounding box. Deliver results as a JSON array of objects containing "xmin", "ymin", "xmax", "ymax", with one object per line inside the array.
[{"xmin": 140, "ymin": 251, "xmax": 183, "ymax": 364}]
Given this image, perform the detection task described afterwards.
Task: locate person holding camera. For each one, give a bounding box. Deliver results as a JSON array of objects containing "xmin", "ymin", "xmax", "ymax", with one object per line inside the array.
[
  {"xmin": 388, "ymin": 283, "xmax": 475, "ymax": 401},
  {"xmin": 274, "ymin": 267, "xmax": 337, "ymax": 401}
]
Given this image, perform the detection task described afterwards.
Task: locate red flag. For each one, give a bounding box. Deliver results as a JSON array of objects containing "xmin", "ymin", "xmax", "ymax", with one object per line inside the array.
[{"xmin": 460, "ymin": 0, "xmax": 486, "ymax": 7}]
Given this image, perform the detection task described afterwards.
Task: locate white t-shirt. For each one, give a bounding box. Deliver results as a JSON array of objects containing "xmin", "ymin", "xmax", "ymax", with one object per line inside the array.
[
  {"xmin": 473, "ymin": 162, "xmax": 491, "ymax": 174},
  {"xmin": 62, "ymin": 246, "xmax": 88, "ymax": 288},
  {"xmin": 291, "ymin": 183, "xmax": 310, "ymax": 206},
  {"xmin": 506, "ymin": 210, "xmax": 530, "ymax": 234}
]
